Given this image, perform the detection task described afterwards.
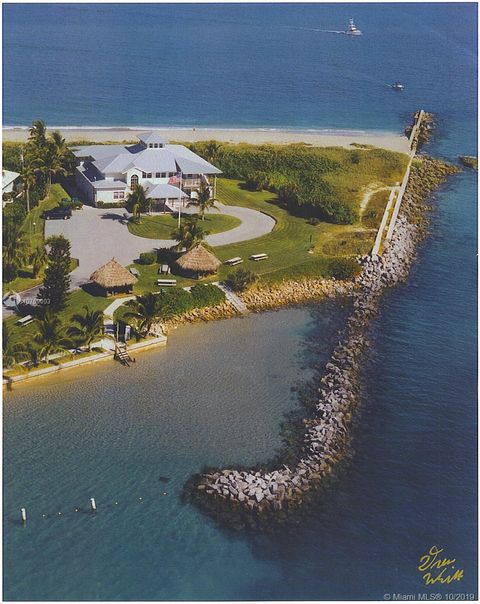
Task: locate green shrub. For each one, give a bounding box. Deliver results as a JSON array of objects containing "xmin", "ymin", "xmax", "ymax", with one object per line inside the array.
[
  {"xmin": 227, "ymin": 268, "xmax": 258, "ymax": 292},
  {"xmin": 245, "ymin": 171, "xmax": 269, "ymax": 191},
  {"xmin": 325, "ymin": 257, "xmax": 360, "ymax": 280},
  {"xmin": 190, "ymin": 284, "xmax": 226, "ymax": 307},
  {"xmin": 158, "ymin": 288, "xmax": 194, "ymax": 315},
  {"xmin": 96, "ymin": 200, "xmax": 125, "ymax": 208},
  {"xmin": 138, "ymin": 252, "xmax": 156, "ymax": 265}
]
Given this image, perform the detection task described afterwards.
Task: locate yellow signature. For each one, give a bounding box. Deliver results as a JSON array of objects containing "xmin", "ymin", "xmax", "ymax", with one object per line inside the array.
[{"xmin": 418, "ymin": 546, "xmax": 464, "ymax": 585}]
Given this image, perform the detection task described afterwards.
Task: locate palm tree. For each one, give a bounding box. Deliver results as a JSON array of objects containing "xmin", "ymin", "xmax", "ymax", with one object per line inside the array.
[
  {"xmin": 171, "ymin": 216, "xmax": 208, "ymax": 251},
  {"xmin": 33, "ymin": 311, "xmax": 72, "ymax": 363},
  {"xmin": 195, "ymin": 181, "xmax": 217, "ymax": 220},
  {"xmin": 2, "ymin": 321, "xmax": 28, "ymax": 369},
  {"xmin": 68, "ymin": 305, "xmax": 104, "ymax": 351},
  {"xmin": 3, "ymin": 222, "xmax": 30, "ymax": 272},
  {"xmin": 29, "ymin": 120, "xmax": 47, "ymax": 148},
  {"xmin": 30, "ymin": 246, "xmax": 47, "ymax": 278},
  {"xmin": 126, "ymin": 185, "xmax": 151, "ymax": 222},
  {"xmin": 204, "ymin": 140, "xmax": 222, "ymax": 164},
  {"xmin": 124, "ymin": 293, "xmax": 173, "ymax": 337},
  {"xmin": 20, "ymin": 162, "xmax": 37, "ymax": 213}
]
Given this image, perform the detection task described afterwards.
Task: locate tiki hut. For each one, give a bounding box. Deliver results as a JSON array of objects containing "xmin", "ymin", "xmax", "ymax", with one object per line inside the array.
[
  {"xmin": 175, "ymin": 244, "xmax": 221, "ymax": 279},
  {"xmin": 89, "ymin": 257, "xmax": 138, "ymax": 296}
]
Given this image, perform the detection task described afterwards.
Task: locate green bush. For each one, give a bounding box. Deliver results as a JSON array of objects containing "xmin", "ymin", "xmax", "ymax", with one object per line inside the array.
[
  {"xmin": 227, "ymin": 268, "xmax": 258, "ymax": 292},
  {"xmin": 245, "ymin": 171, "xmax": 269, "ymax": 191},
  {"xmin": 138, "ymin": 252, "xmax": 156, "ymax": 265},
  {"xmin": 158, "ymin": 288, "xmax": 195, "ymax": 315},
  {"xmin": 96, "ymin": 200, "xmax": 125, "ymax": 208},
  {"xmin": 325, "ymin": 257, "xmax": 360, "ymax": 280},
  {"xmin": 190, "ymin": 284, "xmax": 226, "ymax": 307}
]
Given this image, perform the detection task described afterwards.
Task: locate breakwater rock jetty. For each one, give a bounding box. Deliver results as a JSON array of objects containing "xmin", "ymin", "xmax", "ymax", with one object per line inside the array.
[{"xmin": 185, "ymin": 155, "xmax": 459, "ymax": 527}]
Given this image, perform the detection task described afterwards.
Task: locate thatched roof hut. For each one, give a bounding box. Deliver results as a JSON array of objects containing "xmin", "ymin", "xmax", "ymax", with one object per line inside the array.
[
  {"xmin": 90, "ymin": 258, "xmax": 138, "ymax": 296},
  {"xmin": 175, "ymin": 244, "xmax": 221, "ymax": 278}
]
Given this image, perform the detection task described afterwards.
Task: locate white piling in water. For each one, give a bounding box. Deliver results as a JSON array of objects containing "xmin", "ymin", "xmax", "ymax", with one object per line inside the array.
[
  {"xmin": 20, "ymin": 507, "xmax": 27, "ymax": 523},
  {"xmin": 90, "ymin": 497, "xmax": 97, "ymax": 512}
]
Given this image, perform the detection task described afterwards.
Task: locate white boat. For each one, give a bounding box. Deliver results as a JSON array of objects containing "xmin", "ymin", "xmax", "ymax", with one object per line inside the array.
[
  {"xmin": 346, "ymin": 18, "xmax": 362, "ymax": 35},
  {"xmin": 391, "ymin": 82, "xmax": 405, "ymax": 91}
]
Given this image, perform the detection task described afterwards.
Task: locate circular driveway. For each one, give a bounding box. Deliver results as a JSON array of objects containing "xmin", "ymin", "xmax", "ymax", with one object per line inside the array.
[{"xmin": 45, "ymin": 204, "xmax": 275, "ymax": 288}]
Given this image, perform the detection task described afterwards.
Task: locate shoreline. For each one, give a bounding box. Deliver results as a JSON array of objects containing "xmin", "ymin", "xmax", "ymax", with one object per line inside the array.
[
  {"xmin": 185, "ymin": 151, "xmax": 461, "ymax": 528},
  {"xmin": 2, "ymin": 125, "xmax": 411, "ymax": 153}
]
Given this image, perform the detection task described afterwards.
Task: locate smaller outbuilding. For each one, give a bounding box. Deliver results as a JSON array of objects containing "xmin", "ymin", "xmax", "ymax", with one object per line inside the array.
[
  {"xmin": 175, "ymin": 244, "xmax": 221, "ymax": 279},
  {"xmin": 90, "ymin": 257, "xmax": 138, "ymax": 296}
]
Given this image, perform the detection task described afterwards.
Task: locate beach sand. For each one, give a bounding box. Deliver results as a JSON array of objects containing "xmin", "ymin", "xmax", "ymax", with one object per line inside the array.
[{"xmin": 2, "ymin": 126, "xmax": 410, "ymax": 153}]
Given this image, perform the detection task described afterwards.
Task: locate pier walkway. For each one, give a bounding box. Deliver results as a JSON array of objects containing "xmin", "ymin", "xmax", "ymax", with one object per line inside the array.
[{"xmin": 371, "ymin": 110, "xmax": 425, "ymax": 257}]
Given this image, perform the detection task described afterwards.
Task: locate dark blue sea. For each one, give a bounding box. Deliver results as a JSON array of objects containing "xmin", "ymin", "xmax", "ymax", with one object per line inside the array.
[{"xmin": 2, "ymin": 3, "xmax": 477, "ymax": 601}]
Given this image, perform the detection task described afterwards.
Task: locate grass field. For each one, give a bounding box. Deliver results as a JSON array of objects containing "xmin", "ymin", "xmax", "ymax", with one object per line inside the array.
[
  {"xmin": 362, "ymin": 189, "xmax": 391, "ymax": 229},
  {"xmin": 211, "ymin": 178, "xmax": 371, "ymax": 282},
  {"xmin": 127, "ymin": 212, "xmax": 241, "ymax": 239}
]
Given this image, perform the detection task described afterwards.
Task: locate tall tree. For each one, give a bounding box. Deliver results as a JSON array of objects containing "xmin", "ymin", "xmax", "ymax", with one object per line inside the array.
[
  {"xmin": 38, "ymin": 235, "xmax": 71, "ymax": 311},
  {"xmin": 126, "ymin": 185, "xmax": 151, "ymax": 221},
  {"xmin": 20, "ymin": 162, "xmax": 37, "ymax": 213},
  {"xmin": 204, "ymin": 140, "xmax": 222, "ymax": 164},
  {"xmin": 2, "ymin": 220, "xmax": 30, "ymax": 282},
  {"xmin": 33, "ymin": 311, "xmax": 71, "ymax": 363},
  {"xmin": 194, "ymin": 181, "xmax": 217, "ymax": 220},
  {"xmin": 68, "ymin": 306, "xmax": 104, "ymax": 351},
  {"xmin": 28, "ymin": 120, "xmax": 47, "ymax": 148},
  {"xmin": 171, "ymin": 216, "xmax": 207, "ymax": 251}
]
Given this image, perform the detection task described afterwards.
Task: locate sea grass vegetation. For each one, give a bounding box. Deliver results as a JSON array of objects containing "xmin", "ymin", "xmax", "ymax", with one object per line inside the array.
[{"xmin": 190, "ymin": 140, "xmax": 408, "ymax": 223}]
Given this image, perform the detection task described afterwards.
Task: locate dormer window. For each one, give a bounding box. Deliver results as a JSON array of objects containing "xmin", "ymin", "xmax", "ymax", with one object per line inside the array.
[
  {"xmin": 154, "ymin": 143, "xmax": 158, "ymax": 148},
  {"xmin": 130, "ymin": 174, "xmax": 139, "ymax": 187}
]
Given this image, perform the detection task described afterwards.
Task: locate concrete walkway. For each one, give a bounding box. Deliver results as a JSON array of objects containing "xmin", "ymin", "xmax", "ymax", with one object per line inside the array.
[{"xmin": 45, "ymin": 205, "xmax": 275, "ymax": 288}]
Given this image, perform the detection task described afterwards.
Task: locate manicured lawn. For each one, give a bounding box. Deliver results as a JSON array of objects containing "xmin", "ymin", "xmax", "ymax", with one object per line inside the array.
[
  {"xmin": 213, "ymin": 178, "xmax": 366, "ymax": 282},
  {"xmin": 5, "ymin": 288, "xmax": 112, "ymax": 349},
  {"xmin": 127, "ymin": 213, "xmax": 241, "ymax": 239}
]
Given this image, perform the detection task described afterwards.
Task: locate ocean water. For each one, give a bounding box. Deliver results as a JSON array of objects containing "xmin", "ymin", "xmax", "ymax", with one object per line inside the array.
[{"xmin": 3, "ymin": 3, "xmax": 478, "ymax": 601}]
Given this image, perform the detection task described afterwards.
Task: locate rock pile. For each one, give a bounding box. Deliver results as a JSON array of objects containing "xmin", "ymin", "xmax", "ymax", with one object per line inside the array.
[
  {"xmin": 240, "ymin": 279, "xmax": 356, "ymax": 311},
  {"xmin": 187, "ymin": 156, "xmax": 458, "ymax": 522}
]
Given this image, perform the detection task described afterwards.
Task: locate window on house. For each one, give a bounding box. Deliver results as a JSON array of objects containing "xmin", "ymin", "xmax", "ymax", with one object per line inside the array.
[
  {"xmin": 146, "ymin": 173, "xmax": 152, "ymax": 179},
  {"xmin": 149, "ymin": 144, "xmax": 153, "ymax": 148},
  {"xmin": 161, "ymin": 172, "xmax": 166, "ymax": 178},
  {"xmin": 155, "ymin": 172, "xmax": 161, "ymax": 178},
  {"xmin": 169, "ymin": 172, "xmax": 175, "ymax": 177},
  {"xmin": 154, "ymin": 143, "xmax": 158, "ymax": 148},
  {"xmin": 131, "ymin": 174, "xmax": 139, "ymax": 187}
]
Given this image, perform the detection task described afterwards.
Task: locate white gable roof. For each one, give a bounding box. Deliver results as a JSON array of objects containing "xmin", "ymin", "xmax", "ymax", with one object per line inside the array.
[
  {"xmin": 2, "ymin": 170, "xmax": 20, "ymax": 191},
  {"xmin": 137, "ymin": 131, "xmax": 167, "ymax": 145}
]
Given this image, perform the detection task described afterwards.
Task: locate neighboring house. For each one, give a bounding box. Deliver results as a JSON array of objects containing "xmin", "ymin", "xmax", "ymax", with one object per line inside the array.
[
  {"xmin": 73, "ymin": 131, "xmax": 222, "ymax": 211},
  {"xmin": 2, "ymin": 170, "xmax": 21, "ymax": 207}
]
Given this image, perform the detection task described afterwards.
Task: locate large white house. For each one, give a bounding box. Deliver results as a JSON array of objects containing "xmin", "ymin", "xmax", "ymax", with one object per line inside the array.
[{"xmin": 73, "ymin": 132, "xmax": 222, "ymax": 211}]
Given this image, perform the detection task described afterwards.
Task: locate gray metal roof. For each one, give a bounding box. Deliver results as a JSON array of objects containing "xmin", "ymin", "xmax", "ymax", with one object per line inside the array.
[
  {"xmin": 137, "ymin": 131, "xmax": 168, "ymax": 145},
  {"xmin": 145, "ymin": 182, "xmax": 188, "ymax": 199},
  {"xmin": 73, "ymin": 144, "xmax": 128, "ymax": 160},
  {"xmin": 131, "ymin": 149, "xmax": 177, "ymax": 173},
  {"xmin": 166, "ymin": 144, "xmax": 222, "ymax": 174},
  {"xmin": 93, "ymin": 153, "xmax": 134, "ymax": 175},
  {"xmin": 74, "ymin": 142, "xmax": 221, "ymax": 177}
]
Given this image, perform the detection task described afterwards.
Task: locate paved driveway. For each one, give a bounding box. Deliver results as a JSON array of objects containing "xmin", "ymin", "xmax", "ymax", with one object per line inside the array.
[{"xmin": 45, "ymin": 205, "xmax": 275, "ymax": 288}]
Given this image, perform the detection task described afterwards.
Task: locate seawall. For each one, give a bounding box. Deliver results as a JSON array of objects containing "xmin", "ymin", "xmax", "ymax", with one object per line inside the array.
[{"xmin": 185, "ymin": 150, "xmax": 459, "ymax": 528}]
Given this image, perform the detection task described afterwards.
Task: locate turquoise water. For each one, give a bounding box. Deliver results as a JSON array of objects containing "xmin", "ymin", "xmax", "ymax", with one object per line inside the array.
[{"xmin": 3, "ymin": 3, "xmax": 478, "ymax": 600}]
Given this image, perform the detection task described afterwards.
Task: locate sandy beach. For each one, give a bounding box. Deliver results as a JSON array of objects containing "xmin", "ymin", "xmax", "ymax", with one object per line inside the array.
[{"xmin": 2, "ymin": 126, "xmax": 411, "ymax": 153}]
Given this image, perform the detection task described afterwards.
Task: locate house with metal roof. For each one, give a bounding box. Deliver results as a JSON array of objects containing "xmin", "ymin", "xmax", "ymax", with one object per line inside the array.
[{"xmin": 73, "ymin": 132, "xmax": 221, "ymax": 211}]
